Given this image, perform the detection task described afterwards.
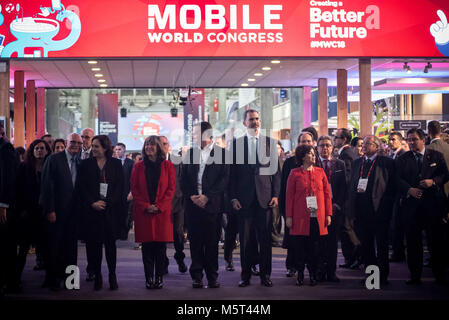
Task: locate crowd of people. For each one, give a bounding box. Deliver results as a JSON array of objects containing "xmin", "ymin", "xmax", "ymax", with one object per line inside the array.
[{"xmin": 1, "ymin": 109, "xmax": 449, "ymax": 296}]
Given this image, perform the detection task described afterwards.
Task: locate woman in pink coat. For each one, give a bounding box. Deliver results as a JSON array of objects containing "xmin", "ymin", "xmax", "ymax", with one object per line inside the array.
[
  {"xmin": 286, "ymin": 144, "xmax": 332, "ymax": 286},
  {"xmin": 131, "ymin": 136, "xmax": 175, "ymax": 289}
]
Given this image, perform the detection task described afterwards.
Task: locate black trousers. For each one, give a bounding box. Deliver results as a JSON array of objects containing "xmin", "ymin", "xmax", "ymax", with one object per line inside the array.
[
  {"xmin": 142, "ymin": 242, "xmax": 167, "ymax": 279},
  {"xmin": 238, "ymin": 199, "xmax": 272, "ymax": 281},
  {"xmin": 340, "ymin": 211, "xmax": 360, "ymax": 262},
  {"xmin": 173, "ymin": 208, "xmax": 186, "ymax": 263},
  {"xmin": 405, "ymin": 209, "xmax": 447, "ymax": 281},
  {"xmin": 187, "ymin": 205, "xmax": 220, "ymax": 282},
  {"xmin": 86, "ymin": 239, "xmax": 117, "ymax": 276},
  {"xmin": 291, "ymin": 218, "xmax": 321, "ymax": 275},
  {"xmin": 44, "ymin": 218, "xmax": 78, "ymax": 286},
  {"xmin": 282, "ymin": 224, "xmax": 296, "ymax": 270},
  {"xmin": 224, "ymin": 211, "xmax": 238, "ymax": 263},
  {"xmin": 321, "ymin": 212, "xmax": 340, "ymax": 276},
  {"xmin": 271, "ymin": 207, "xmax": 282, "ymax": 243},
  {"xmin": 0, "ymin": 210, "xmax": 18, "ymax": 289},
  {"xmin": 356, "ymin": 216, "xmax": 390, "ymax": 282}
]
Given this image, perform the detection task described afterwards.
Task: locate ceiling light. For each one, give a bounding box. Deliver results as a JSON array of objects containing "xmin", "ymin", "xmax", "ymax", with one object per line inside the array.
[
  {"xmin": 248, "ymin": 78, "xmax": 256, "ymax": 82},
  {"xmin": 241, "ymin": 83, "xmax": 249, "ymax": 87},
  {"xmin": 271, "ymin": 60, "xmax": 281, "ymax": 64},
  {"xmin": 97, "ymin": 79, "xmax": 106, "ymax": 83},
  {"xmin": 88, "ymin": 61, "xmax": 98, "ymax": 64},
  {"xmin": 94, "ymin": 74, "xmax": 104, "ymax": 77},
  {"xmin": 254, "ymin": 73, "xmax": 263, "ymax": 77},
  {"xmin": 262, "ymin": 66, "xmax": 271, "ymax": 71},
  {"xmin": 100, "ymin": 84, "xmax": 108, "ymax": 87},
  {"xmin": 91, "ymin": 67, "xmax": 101, "ymax": 71}
]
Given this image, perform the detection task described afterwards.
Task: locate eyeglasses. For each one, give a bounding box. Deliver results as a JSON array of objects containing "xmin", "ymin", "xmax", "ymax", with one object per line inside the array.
[
  {"xmin": 318, "ymin": 144, "xmax": 332, "ymax": 148},
  {"xmin": 334, "ymin": 136, "xmax": 344, "ymax": 139},
  {"xmin": 81, "ymin": 135, "xmax": 91, "ymax": 139},
  {"xmin": 69, "ymin": 140, "xmax": 82, "ymax": 145}
]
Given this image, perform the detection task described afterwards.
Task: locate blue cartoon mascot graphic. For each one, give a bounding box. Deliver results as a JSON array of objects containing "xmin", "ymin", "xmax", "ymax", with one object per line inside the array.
[
  {"xmin": 0, "ymin": 0, "xmax": 81, "ymax": 58},
  {"xmin": 431, "ymin": 10, "xmax": 449, "ymax": 57}
]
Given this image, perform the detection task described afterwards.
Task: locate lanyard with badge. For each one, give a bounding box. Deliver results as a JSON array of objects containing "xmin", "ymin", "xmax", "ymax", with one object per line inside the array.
[
  {"xmin": 305, "ymin": 169, "xmax": 318, "ymax": 218},
  {"xmin": 357, "ymin": 157, "xmax": 376, "ymax": 193},
  {"xmin": 99, "ymin": 169, "xmax": 108, "ymax": 200}
]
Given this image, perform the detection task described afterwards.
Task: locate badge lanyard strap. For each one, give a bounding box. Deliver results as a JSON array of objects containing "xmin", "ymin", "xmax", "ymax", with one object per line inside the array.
[{"xmin": 359, "ymin": 157, "xmax": 377, "ymax": 179}]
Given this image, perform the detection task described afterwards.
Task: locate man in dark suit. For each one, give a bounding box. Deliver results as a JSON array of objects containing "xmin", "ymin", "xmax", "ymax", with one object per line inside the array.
[
  {"xmin": 182, "ymin": 122, "xmax": 230, "ymax": 288},
  {"xmin": 316, "ymin": 135, "xmax": 346, "ymax": 282},
  {"xmin": 335, "ymin": 128, "xmax": 361, "ymax": 269},
  {"xmin": 279, "ymin": 131, "xmax": 315, "ymax": 278},
  {"xmin": 114, "ymin": 142, "xmax": 134, "ymax": 240},
  {"xmin": 230, "ymin": 109, "xmax": 281, "ymax": 287},
  {"xmin": 427, "ymin": 121, "xmax": 449, "ymax": 196},
  {"xmin": 40, "ymin": 132, "xmax": 83, "ymax": 290},
  {"xmin": 160, "ymin": 136, "xmax": 187, "ymax": 274},
  {"xmin": 349, "ymin": 135, "xmax": 395, "ymax": 286},
  {"xmin": 396, "ymin": 128, "xmax": 449, "ymax": 285},
  {"xmin": 0, "ymin": 124, "xmax": 19, "ymax": 296},
  {"xmin": 388, "ymin": 132, "xmax": 407, "ymax": 262}
]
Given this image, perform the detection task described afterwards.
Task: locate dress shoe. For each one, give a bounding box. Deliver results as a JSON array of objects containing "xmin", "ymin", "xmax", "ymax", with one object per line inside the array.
[
  {"xmin": 406, "ymin": 279, "xmax": 422, "ymax": 285},
  {"xmin": 154, "ymin": 276, "xmax": 163, "ymax": 289},
  {"xmin": 238, "ymin": 279, "xmax": 250, "ymax": 287},
  {"xmin": 350, "ymin": 259, "xmax": 362, "ymax": 270},
  {"xmin": 296, "ymin": 272, "xmax": 304, "ymax": 286},
  {"xmin": 86, "ymin": 272, "xmax": 95, "ymax": 282},
  {"xmin": 178, "ymin": 261, "xmax": 188, "ymax": 273},
  {"xmin": 207, "ymin": 281, "xmax": 220, "ymax": 288},
  {"xmin": 261, "ymin": 277, "xmax": 273, "ymax": 287},
  {"xmin": 145, "ymin": 277, "xmax": 154, "ymax": 289},
  {"xmin": 309, "ymin": 275, "xmax": 317, "ymax": 287},
  {"xmin": 192, "ymin": 280, "xmax": 203, "ymax": 288},
  {"xmin": 286, "ymin": 269, "xmax": 296, "ymax": 277},
  {"xmin": 94, "ymin": 274, "xmax": 103, "ymax": 291},
  {"xmin": 327, "ymin": 273, "xmax": 340, "ymax": 283},
  {"xmin": 109, "ymin": 273, "xmax": 118, "ymax": 290},
  {"xmin": 251, "ymin": 265, "xmax": 260, "ymax": 276},
  {"xmin": 226, "ymin": 261, "xmax": 235, "ymax": 272}
]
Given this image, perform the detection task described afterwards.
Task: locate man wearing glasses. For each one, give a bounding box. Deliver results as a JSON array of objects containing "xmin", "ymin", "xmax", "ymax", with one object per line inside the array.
[
  {"xmin": 316, "ymin": 135, "xmax": 346, "ymax": 283},
  {"xmin": 40, "ymin": 133, "xmax": 83, "ymax": 291},
  {"xmin": 80, "ymin": 128, "xmax": 94, "ymax": 160},
  {"xmin": 348, "ymin": 135, "xmax": 395, "ymax": 286},
  {"xmin": 334, "ymin": 128, "xmax": 361, "ymax": 269}
]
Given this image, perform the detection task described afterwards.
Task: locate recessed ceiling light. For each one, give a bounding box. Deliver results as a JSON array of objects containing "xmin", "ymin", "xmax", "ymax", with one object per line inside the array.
[
  {"xmin": 88, "ymin": 61, "xmax": 98, "ymax": 64},
  {"xmin": 254, "ymin": 73, "xmax": 263, "ymax": 77},
  {"xmin": 91, "ymin": 67, "xmax": 101, "ymax": 71},
  {"xmin": 241, "ymin": 83, "xmax": 249, "ymax": 87},
  {"xmin": 262, "ymin": 66, "xmax": 271, "ymax": 71},
  {"xmin": 97, "ymin": 79, "xmax": 106, "ymax": 83},
  {"xmin": 94, "ymin": 74, "xmax": 104, "ymax": 77},
  {"xmin": 271, "ymin": 60, "xmax": 281, "ymax": 64},
  {"xmin": 248, "ymin": 78, "xmax": 256, "ymax": 82},
  {"xmin": 100, "ymin": 84, "xmax": 108, "ymax": 87}
]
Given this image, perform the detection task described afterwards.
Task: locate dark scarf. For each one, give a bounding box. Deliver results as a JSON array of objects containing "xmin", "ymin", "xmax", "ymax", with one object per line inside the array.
[{"xmin": 144, "ymin": 156, "xmax": 162, "ymax": 204}]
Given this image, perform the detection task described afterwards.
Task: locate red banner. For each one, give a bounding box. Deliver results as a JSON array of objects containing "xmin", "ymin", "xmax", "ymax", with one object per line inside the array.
[{"xmin": 0, "ymin": 0, "xmax": 449, "ymax": 58}]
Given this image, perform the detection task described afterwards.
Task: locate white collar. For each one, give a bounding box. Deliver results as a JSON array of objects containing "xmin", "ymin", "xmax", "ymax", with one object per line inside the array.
[
  {"xmin": 415, "ymin": 148, "xmax": 425, "ymax": 156},
  {"xmin": 393, "ymin": 147, "xmax": 402, "ymax": 156},
  {"xmin": 246, "ymin": 131, "xmax": 260, "ymax": 140},
  {"xmin": 201, "ymin": 141, "xmax": 214, "ymax": 154},
  {"xmin": 320, "ymin": 156, "xmax": 331, "ymax": 163},
  {"xmin": 364, "ymin": 153, "xmax": 377, "ymax": 161},
  {"xmin": 65, "ymin": 149, "xmax": 76, "ymax": 160},
  {"xmin": 338, "ymin": 144, "xmax": 350, "ymax": 156},
  {"xmin": 83, "ymin": 147, "xmax": 91, "ymax": 153}
]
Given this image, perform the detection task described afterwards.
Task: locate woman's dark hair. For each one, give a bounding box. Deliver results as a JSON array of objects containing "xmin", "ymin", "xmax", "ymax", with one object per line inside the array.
[
  {"xmin": 24, "ymin": 139, "xmax": 51, "ymax": 167},
  {"xmin": 15, "ymin": 146, "xmax": 26, "ymax": 161},
  {"xmin": 350, "ymin": 137, "xmax": 363, "ymax": 147},
  {"xmin": 52, "ymin": 138, "xmax": 66, "ymax": 152},
  {"xmin": 302, "ymin": 126, "xmax": 318, "ymax": 142},
  {"xmin": 295, "ymin": 145, "xmax": 314, "ymax": 166},
  {"xmin": 142, "ymin": 135, "xmax": 166, "ymax": 163},
  {"xmin": 92, "ymin": 135, "xmax": 113, "ymax": 158}
]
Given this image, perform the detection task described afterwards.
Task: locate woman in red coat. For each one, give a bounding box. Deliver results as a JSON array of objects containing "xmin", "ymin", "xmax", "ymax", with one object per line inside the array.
[
  {"xmin": 130, "ymin": 135, "xmax": 175, "ymax": 289},
  {"xmin": 286, "ymin": 144, "xmax": 332, "ymax": 286}
]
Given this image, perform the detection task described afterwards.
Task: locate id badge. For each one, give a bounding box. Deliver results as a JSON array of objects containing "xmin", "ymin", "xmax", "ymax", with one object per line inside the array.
[
  {"xmin": 306, "ymin": 196, "xmax": 318, "ymax": 218},
  {"xmin": 357, "ymin": 179, "xmax": 368, "ymax": 193},
  {"xmin": 100, "ymin": 183, "xmax": 108, "ymax": 198}
]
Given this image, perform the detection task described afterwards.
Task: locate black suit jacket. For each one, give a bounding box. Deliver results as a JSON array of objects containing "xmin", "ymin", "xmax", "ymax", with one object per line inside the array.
[
  {"xmin": 122, "ymin": 158, "xmax": 134, "ymax": 201},
  {"xmin": 396, "ymin": 149, "xmax": 449, "ymax": 218},
  {"xmin": 318, "ymin": 158, "xmax": 346, "ymax": 212},
  {"xmin": 349, "ymin": 155, "xmax": 395, "ymax": 221},
  {"xmin": 338, "ymin": 145, "xmax": 357, "ymax": 184},
  {"xmin": 181, "ymin": 145, "xmax": 230, "ymax": 215},
  {"xmin": 77, "ymin": 157, "xmax": 124, "ymax": 241},
  {"xmin": 39, "ymin": 151, "xmax": 80, "ymax": 223},
  {"xmin": 0, "ymin": 138, "xmax": 18, "ymax": 207},
  {"xmin": 168, "ymin": 154, "xmax": 184, "ymax": 214},
  {"xmin": 279, "ymin": 156, "xmax": 298, "ymax": 217},
  {"xmin": 230, "ymin": 135, "xmax": 281, "ymax": 209}
]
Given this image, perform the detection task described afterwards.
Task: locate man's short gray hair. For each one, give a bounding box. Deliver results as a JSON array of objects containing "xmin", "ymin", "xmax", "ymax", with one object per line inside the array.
[{"xmin": 317, "ymin": 135, "xmax": 333, "ymax": 145}]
